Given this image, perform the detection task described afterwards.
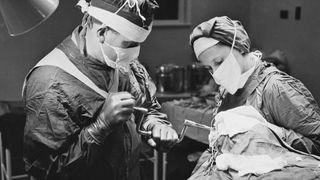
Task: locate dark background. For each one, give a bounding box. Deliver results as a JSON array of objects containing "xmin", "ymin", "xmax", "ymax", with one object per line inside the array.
[
  {"xmin": 0, "ymin": 0, "xmax": 320, "ymax": 103},
  {"xmin": 154, "ymin": 0, "xmax": 179, "ymax": 20}
]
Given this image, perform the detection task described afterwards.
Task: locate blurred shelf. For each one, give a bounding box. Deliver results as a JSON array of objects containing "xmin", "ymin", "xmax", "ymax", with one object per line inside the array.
[{"xmin": 156, "ymin": 92, "xmax": 192, "ymax": 103}]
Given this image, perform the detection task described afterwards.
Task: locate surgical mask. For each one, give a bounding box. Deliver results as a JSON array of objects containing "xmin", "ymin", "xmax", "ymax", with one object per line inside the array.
[
  {"xmin": 238, "ymin": 51, "xmax": 260, "ymax": 88},
  {"xmin": 210, "ymin": 22, "xmax": 241, "ymax": 95},
  {"xmin": 100, "ymin": 37, "xmax": 140, "ymax": 92},
  {"xmin": 100, "ymin": 42, "xmax": 140, "ymax": 72},
  {"xmin": 210, "ymin": 52, "xmax": 241, "ymax": 95},
  {"xmin": 238, "ymin": 61, "xmax": 255, "ymax": 89}
]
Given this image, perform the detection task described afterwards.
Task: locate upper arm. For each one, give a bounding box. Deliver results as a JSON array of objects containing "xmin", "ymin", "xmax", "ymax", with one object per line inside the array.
[
  {"xmin": 25, "ymin": 90, "xmax": 78, "ymax": 150},
  {"xmin": 129, "ymin": 60, "xmax": 169, "ymax": 128},
  {"xmin": 24, "ymin": 67, "xmax": 81, "ymax": 150},
  {"xmin": 263, "ymin": 75, "xmax": 320, "ymax": 138}
]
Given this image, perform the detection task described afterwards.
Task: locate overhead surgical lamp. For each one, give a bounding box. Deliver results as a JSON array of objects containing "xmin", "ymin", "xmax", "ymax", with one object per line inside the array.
[{"xmin": 0, "ymin": 0, "xmax": 59, "ymax": 36}]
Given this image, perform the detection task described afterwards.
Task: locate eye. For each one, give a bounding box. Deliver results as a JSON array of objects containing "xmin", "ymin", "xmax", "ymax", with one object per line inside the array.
[
  {"xmin": 97, "ymin": 27, "xmax": 107, "ymax": 36},
  {"xmin": 213, "ymin": 57, "xmax": 223, "ymax": 66}
]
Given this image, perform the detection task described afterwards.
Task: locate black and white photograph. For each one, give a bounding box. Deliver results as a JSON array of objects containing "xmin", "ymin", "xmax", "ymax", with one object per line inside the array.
[{"xmin": 1, "ymin": 0, "xmax": 320, "ymax": 180}]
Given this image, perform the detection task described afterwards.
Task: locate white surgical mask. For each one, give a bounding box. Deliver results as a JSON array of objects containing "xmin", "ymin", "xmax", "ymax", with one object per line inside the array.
[
  {"xmin": 237, "ymin": 52, "xmax": 260, "ymax": 88},
  {"xmin": 210, "ymin": 22, "xmax": 241, "ymax": 95},
  {"xmin": 210, "ymin": 52, "xmax": 241, "ymax": 94},
  {"xmin": 238, "ymin": 62, "xmax": 255, "ymax": 89},
  {"xmin": 99, "ymin": 35, "xmax": 140, "ymax": 92},
  {"xmin": 100, "ymin": 42, "xmax": 140, "ymax": 72}
]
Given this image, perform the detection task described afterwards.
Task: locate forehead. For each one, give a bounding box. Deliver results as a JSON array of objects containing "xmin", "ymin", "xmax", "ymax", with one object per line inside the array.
[
  {"xmin": 106, "ymin": 27, "xmax": 130, "ymax": 41},
  {"xmin": 198, "ymin": 44, "xmax": 230, "ymax": 64},
  {"xmin": 94, "ymin": 18, "xmax": 137, "ymax": 44},
  {"xmin": 104, "ymin": 26, "xmax": 139, "ymax": 47}
]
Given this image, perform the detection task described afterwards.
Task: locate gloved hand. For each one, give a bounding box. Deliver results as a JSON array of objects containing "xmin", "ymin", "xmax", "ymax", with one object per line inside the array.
[
  {"xmin": 86, "ymin": 92, "xmax": 135, "ymax": 144},
  {"xmin": 147, "ymin": 122, "xmax": 179, "ymax": 152}
]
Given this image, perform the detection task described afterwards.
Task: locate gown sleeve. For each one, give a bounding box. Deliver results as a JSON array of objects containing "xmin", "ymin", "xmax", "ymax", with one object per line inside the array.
[
  {"xmin": 24, "ymin": 77, "xmax": 108, "ymax": 180},
  {"xmin": 129, "ymin": 60, "xmax": 171, "ymax": 130},
  {"xmin": 263, "ymin": 74, "xmax": 320, "ymax": 155}
]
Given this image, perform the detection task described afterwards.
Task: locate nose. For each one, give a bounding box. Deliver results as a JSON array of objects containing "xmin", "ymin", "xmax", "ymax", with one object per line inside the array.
[
  {"xmin": 211, "ymin": 65, "xmax": 220, "ymax": 72},
  {"xmin": 208, "ymin": 66, "xmax": 219, "ymax": 76},
  {"xmin": 208, "ymin": 69, "xmax": 214, "ymax": 76}
]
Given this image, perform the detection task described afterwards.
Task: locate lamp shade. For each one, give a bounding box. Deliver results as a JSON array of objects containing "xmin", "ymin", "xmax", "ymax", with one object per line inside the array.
[{"xmin": 0, "ymin": 0, "xmax": 59, "ymax": 36}]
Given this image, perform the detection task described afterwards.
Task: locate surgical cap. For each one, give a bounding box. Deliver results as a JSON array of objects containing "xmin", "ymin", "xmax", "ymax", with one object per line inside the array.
[
  {"xmin": 190, "ymin": 16, "xmax": 251, "ymax": 57},
  {"xmin": 77, "ymin": 0, "xmax": 159, "ymax": 42}
]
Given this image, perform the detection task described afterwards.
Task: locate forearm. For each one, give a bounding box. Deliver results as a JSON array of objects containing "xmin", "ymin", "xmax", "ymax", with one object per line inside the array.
[
  {"xmin": 85, "ymin": 115, "xmax": 115, "ymax": 145},
  {"xmin": 142, "ymin": 106, "xmax": 172, "ymax": 131},
  {"xmin": 264, "ymin": 77, "xmax": 320, "ymax": 155},
  {"xmin": 141, "ymin": 94, "xmax": 172, "ymax": 129}
]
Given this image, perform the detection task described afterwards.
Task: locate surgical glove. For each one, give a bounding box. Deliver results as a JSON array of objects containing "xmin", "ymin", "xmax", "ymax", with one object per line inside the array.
[
  {"xmin": 147, "ymin": 122, "xmax": 179, "ymax": 152},
  {"xmin": 86, "ymin": 92, "xmax": 135, "ymax": 144}
]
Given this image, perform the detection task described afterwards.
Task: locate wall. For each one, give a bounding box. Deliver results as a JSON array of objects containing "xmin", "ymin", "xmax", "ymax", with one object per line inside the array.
[
  {"xmin": 0, "ymin": 0, "xmax": 82, "ymax": 101},
  {"xmin": 140, "ymin": 0, "xmax": 250, "ymax": 78},
  {"xmin": 249, "ymin": 0, "xmax": 320, "ymax": 101},
  {"xmin": 4, "ymin": 0, "xmax": 319, "ymax": 102},
  {"xmin": 0, "ymin": 0, "xmax": 250, "ymax": 101}
]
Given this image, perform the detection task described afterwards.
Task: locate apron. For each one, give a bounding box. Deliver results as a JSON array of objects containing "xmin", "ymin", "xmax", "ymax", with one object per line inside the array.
[{"xmin": 22, "ymin": 48, "xmax": 110, "ymax": 98}]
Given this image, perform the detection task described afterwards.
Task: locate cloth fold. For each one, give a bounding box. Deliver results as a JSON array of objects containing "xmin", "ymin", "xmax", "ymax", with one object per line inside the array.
[
  {"xmin": 210, "ymin": 105, "xmax": 285, "ymax": 146},
  {"xmin": 216, "ymin": 153, "xmax": 287, "ymax": 177},
  {"xmin": 206, "ymin": 106, "xmax": 297, "ymax": 177}
]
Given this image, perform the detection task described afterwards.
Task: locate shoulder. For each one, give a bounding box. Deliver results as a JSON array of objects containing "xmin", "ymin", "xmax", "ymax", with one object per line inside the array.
[
  {"xmin": 26, "ymin": 66, "xmax": 63, "ymax": 92},
  {"xmin": 129, "ymin": 60, "xmax": 153, "ymax": 83},
  {"xmin": 27, "ymin": 65, "xmax": 81, "ymax": 87},
  {"xmin": 130, "ymin": 60, "xmax": 150, "ymax": 76},
  {"xmin": 262, "ymin": 71, "xmax": 293, "ymax": 99},
  {"xmin": 263, "ymin": 70, "xmax": 302, "ymax": 94},
  {"xmin": 263, "ymin": 71, "xmax": 289, "ymax": 93},
  {"xmin": 25, "ymin": 65, "xmax": 90, "ymax": 101},
  {"xmin": 262, "ymin": 69, "xmax": 318, "ymax": 106}
]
